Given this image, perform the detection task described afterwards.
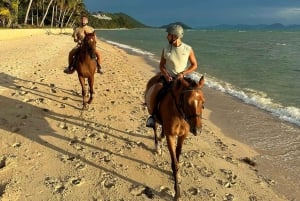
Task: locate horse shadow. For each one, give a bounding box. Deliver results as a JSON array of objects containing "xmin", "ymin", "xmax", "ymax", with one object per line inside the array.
[{"xmin": 0, "ymin": 72, "xmax": 173, "ymax": 200}]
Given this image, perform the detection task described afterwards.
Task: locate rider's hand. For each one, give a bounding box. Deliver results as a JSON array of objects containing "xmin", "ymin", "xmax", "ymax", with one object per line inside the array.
[
  {"xmin": 164, "ymin": 74, "xmax": 172, "ymax": 82},
  {"xmin": 177, "ymin": 72, "xmax": 184, "ymax": 80}
]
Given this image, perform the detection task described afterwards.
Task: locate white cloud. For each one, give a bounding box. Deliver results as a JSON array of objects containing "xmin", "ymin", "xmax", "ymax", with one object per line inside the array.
[
  {"xmin": 276, "ymin": 7, "xmax": 300, "ymax": 21},
  {"xmin": 249, "ymin": 7, "xmax": 300, "ymax": 24}
]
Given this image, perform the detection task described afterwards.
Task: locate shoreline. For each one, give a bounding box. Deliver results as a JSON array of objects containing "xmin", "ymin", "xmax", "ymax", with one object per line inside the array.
[
  {"xmin": 98, "ymin": 31, "xmax": 300, "ymax": 200},
  {"xmin": 0, "ymin": 29, "xmax": 290, "ymax": 200},
  {"xmin": 204, "ymin": 85, "xmax": 300, "ymax": 200}
]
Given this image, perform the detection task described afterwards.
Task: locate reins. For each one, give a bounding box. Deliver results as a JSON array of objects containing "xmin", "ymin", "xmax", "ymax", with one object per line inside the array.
[
  {"xmin": 170, "ymin": 82, "xmax": 204, "ymax": 122},
  {"xmin": 82, "ymin": 35, "xmax": 97, "ymax": 58}
]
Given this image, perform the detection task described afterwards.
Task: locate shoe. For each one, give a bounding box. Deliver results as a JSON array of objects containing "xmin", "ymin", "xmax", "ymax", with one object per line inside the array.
[{"xmin": 146, "ymin": 116, "xmax": 155, "ymax": 128}]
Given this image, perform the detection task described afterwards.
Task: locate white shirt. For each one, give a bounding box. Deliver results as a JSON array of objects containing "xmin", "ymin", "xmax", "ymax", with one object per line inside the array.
[{"xmin": 163, "ymin": 42, "xmax": 191, "ymax": 77}]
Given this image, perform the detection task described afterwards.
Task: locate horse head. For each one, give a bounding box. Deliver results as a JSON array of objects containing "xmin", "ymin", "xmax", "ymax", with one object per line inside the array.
[
  {"xmin": 83, "ymin": 31, "xmax": 97, "ymax": 53},
  {"xmin": 174, "ymin": 76, "xmax": 205, "ymax": 136}
]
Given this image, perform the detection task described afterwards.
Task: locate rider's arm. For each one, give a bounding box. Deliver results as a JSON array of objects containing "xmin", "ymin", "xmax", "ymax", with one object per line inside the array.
[
  {"xmin": 182, "ymin": 48, "xmax": 197, "ymax": 76},
  {"xmin": 159, "ymin": 49, "xmax": 172, "ymax": 81}
]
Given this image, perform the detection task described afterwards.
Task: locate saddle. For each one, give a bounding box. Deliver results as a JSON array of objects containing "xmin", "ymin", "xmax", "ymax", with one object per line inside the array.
[{"xmin": 153, "ymin": 81, "xmax": 174, "ymax": 123}]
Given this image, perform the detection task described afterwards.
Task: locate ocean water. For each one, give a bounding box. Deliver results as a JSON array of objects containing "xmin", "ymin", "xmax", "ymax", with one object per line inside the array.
[
  {"xmin": 95, "ymin": 29, "xmax": 300, "ymax": 199},
  {"xmin": 97, "ymin": 29, "xmax": 300, "ymax": 126}
]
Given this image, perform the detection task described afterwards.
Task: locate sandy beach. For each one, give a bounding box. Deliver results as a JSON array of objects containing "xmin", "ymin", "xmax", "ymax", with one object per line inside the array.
[{"xmin": 0, "ymin": 29, "xmax": 289, "ymax": 200}]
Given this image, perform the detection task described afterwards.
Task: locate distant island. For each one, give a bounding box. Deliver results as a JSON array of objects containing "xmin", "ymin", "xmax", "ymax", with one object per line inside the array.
[
  {"xmin": 85, "ymin": 11, "xmax": 300, "ymax": 31},
  {"xmin": 159, "ymin": 22, "xmax": 192, "ymax": 29},
  {"xmin": 197, "ymin": 23, "xmax": 300, "ymax": 31},
  {"xmin": 88, "ymin": 10, "xmax": 300, "ymax": 31},
  {"xmin": 89, "ymin": 11, "xmax": 300, "ymax": 31}
]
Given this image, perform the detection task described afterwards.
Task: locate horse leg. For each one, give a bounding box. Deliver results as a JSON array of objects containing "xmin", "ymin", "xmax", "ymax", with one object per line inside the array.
[
  {"xmin": 176, "ymin": 135, "xmax": 187, "ymax": 162},
  {"xmin": 166, "ymin": 135, "xmax": 181, "ymax": 200},
  {"xmin": 78, "ymin": 76, "xmax": 87, "ymax": 108},
  {"xmin": 153, "ymin": 124, "xmax": 163, "ymax": 155},
  {"xmin": 87, "ymin": 76, "xmax": 94, "ymax": 104}
]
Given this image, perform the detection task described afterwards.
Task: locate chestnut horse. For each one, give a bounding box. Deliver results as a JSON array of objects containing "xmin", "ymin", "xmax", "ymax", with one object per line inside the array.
[
  {"xmin": 145, "ymin": 74, "xmax": 205, "ymax": 201},
  {"xmin": 75, "ymin": 31, "xmax": 97, "ymax": 109}
]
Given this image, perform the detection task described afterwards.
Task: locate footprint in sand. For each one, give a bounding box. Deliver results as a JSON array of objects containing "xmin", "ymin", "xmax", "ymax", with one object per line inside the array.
[
  {"xmin": 0, "ymin": 182, "xmax": 8, "ymax": 197},
  {"xmin": 0, "ymin": 157, "xmax": 6, "ymax": 169},
  {"xmin": 71, "ymin": 178, "xmax": 82, "ymax": 185}
]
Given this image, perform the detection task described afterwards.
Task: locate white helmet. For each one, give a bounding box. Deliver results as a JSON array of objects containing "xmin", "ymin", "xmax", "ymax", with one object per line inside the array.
[{"xmin": 166, "ymin": 24, "xmax": 184, "ymax": 38}]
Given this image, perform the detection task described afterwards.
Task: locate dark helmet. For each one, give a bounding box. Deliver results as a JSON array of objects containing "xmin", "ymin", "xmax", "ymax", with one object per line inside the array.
[{"xmin": 166, "ymin": 24, "xmax": 184, "ymax": 38}]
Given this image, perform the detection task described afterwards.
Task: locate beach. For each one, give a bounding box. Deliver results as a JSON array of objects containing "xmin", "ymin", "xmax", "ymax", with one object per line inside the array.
[{"xmin": 0, "ymin": 29, "xmax": 289, "ymax": 201}]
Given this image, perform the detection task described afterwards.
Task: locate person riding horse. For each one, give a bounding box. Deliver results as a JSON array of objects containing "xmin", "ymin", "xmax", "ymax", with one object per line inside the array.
[
  {"xmin": 64, "ymin": 16, "xmax": 103, "ymax": 74},
  {"xmin": 146, "ymin": 24, "xmax": 198, "ymax": 128}
]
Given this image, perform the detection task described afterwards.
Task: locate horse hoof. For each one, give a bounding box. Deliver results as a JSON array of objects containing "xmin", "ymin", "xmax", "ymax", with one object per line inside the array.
[
  {"xmin": 156, "ymin": 148, "xmax": 162, "ymax": 155},
  {"xmin": 173, "ymin": 196, "xmax": 181, "ymax": 201},
  {"xmin": 155, "ymin": 145, "xmax": 162, "ymax": 155}
]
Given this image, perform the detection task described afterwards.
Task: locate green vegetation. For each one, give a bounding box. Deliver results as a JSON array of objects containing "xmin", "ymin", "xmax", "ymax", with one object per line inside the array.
[
  {"xmin": 0, "ymin": 0, "xmax": 147, "ymax": 29},
  {"xmin": 88, "ymin": 12, "xmax": 147, "ymax": 29}
]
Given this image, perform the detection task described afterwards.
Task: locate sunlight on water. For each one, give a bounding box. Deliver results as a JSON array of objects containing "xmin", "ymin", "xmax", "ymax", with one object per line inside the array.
[{"xmin": 97, "ymin": 29, "xmax": 300, "ymax": 126}]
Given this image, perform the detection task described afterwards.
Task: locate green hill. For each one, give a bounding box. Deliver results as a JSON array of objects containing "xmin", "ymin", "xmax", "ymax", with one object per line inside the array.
[
  {"xmin": 160, "ymin": 22, "xmax": 192, "ymax": 29},
  {"xmin": 88, "ymin": 12, "xmax": 148, "ymax": 29}
]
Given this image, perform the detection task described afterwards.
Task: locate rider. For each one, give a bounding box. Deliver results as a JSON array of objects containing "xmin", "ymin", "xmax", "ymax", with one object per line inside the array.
[
  {"xmin": 64, "ymin": 15, "xmax": 103, "ymax": 74},
  {"xmin": 146, "ymin": 24, "xmax": 198, "ymax": 128}
]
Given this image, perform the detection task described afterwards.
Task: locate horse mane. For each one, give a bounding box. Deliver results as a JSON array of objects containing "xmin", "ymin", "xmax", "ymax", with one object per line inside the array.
[
  {"xmin": 174, "ymin": 77, "xmax": 195, "ymax": 91},
  {"xmin": 82, "ymin": 31, "xmax": 96, "ymax": 57}
]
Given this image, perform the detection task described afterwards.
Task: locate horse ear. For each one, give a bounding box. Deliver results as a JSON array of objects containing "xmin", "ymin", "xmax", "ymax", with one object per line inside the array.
[{"xmin": 198, "ymin": 76, "xmax": 205, "ymax": 88}]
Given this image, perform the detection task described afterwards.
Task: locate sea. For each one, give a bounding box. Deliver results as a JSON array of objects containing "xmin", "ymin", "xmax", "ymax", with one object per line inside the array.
[{"xmin": 95, "ymin": 28, "xmax": 300, "ymax": 200}]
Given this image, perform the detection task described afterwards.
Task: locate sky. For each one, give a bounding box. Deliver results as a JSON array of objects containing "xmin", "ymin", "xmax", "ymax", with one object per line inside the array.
[{"xmin": 84, "ymin": 0, "xmax": 300, "ymax": 27}]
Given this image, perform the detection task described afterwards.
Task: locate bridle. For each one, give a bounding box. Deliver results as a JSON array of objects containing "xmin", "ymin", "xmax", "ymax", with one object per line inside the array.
[
  {"xmin": 171, "ymin": 86, "xmax": 204, "ymax": 122},
  {"xmin": 82, "ymin": 34, "xmax": 96, "ymax": 57}
]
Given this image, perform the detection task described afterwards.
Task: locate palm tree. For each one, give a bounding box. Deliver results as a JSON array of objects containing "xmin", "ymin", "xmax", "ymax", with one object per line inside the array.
[
  {"xmin": 10, "ymin": 0, "xmax": 19, "ymax": 25},
  {"xmin": 39, "ymin": 0, "xmax": 54, "ymax": 27},
  {"xmin": 0, "ymin": 0, "xmax": 16, "ymax": 27},
  {"xmin": 0, "ymin": 6, "xmax": 10, "ymax": 27},
  {"xmin": 24, "ymin": 0, "xmax": 33, "ymax": 25},
  {"xmin": 65, "ymin": 0, "xmax": 83, "ymax": 27}
]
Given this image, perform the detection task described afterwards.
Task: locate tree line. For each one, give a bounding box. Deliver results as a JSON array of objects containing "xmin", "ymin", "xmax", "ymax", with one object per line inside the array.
[
  {"xmin": 0, "ymin": 0, "xmax": 148, "ymax": 29},
  {"xmin": 0, "ymin": 0, "xmax": 85, "ymax": 28}
]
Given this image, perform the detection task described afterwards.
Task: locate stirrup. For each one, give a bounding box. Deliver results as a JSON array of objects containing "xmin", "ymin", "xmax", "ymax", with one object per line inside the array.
[{"xmin": 146, "ymin": 116, "xmax": 155, "ymax": 128}]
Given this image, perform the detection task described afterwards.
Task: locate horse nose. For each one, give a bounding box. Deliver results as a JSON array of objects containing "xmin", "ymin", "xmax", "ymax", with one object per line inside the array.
[{"xmin": 191, "ymin": 127, "xmax": 202, "ymax": 136}]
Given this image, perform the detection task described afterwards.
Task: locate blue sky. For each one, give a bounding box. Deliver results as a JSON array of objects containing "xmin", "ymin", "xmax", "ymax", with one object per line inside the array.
[{"xmin": 84, "ymin": 0, "xmax": 300, "ymax": 27}]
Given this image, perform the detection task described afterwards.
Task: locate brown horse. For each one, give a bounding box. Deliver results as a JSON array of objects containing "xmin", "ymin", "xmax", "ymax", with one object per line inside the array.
[
  {"xmin": 145, "ymin": 74, "xmax": 205, "ymax": 201},
  {"xmin": 75, "ymin": 31, "xmax": 97, "ymax": 109}
]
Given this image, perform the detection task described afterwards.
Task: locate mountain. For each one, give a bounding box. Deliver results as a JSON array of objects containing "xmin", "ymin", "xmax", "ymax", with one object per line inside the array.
[
  {"xmin": 160, "ymin": 22, "xmax": 192, "ymax": 29},
  {"xmin": 197, "ymin": 23, "xmax": 300, "ymax": 30}
]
